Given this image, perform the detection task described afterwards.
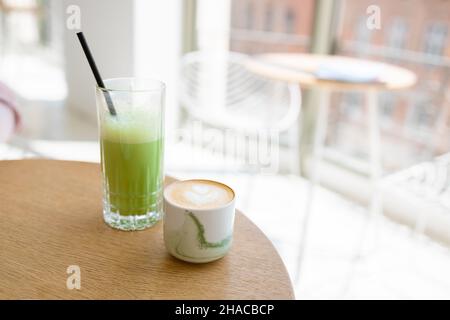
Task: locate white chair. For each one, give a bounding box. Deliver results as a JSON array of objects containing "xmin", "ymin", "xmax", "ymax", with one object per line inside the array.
[
  {"xmin": 384, "ymin": 153, "xmax": 450, "ymax": 236},
  {"xmin": 177, "ymin": 50, "xmax": 302, "ymax": 175}
]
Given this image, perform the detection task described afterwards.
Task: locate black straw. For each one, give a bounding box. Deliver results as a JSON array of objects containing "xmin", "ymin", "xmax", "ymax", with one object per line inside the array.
[{"xmin": 76, "ymin": 32, "xmax": 117, "ymax": 116}]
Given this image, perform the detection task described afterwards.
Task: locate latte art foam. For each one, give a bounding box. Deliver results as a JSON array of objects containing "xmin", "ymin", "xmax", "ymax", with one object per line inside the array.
[{"xmin": 165, "ymin": 180, "xmax": 234, "ymax": 210}]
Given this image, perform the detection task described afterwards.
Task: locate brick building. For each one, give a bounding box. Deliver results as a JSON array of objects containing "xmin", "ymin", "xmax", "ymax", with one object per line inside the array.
[{"xmin": 229, "ymin": 0, "xmax": 450, "ymax": 170}]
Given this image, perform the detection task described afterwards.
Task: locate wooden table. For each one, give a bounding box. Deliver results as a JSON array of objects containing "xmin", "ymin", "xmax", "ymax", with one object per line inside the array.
[
  {"xmin": 246, "ymin": 53, "xmax": 417, "ymax": 282},
  {"xmin": 0, "ymin": 159, "xmax": 293, "ymax": 299}
]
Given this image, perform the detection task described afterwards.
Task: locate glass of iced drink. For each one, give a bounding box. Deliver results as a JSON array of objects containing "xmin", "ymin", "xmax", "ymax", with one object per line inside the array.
[{"xmin": 96, "ymin": 78, "xmax": 164, "ymax": 231}]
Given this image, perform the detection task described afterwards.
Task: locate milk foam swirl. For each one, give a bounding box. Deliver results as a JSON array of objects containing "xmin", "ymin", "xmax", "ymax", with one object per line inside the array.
[{"xmin": 165, "ymin": 180, "xmax": 234, "ymax": 210}]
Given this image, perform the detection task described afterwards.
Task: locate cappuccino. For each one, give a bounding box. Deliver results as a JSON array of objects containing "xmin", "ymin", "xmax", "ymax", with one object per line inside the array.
[
  {"xmin": 163, "ymin": 179, "xmax": 236, "ymax": 263},
  {"xmin": 164, "ymin": 179, "xmax": 234, "ymax": 210}
]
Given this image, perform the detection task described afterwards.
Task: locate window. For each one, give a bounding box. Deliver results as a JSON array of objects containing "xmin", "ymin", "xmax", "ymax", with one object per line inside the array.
[
  {"xmin": 334, "ymin": 0, "xmax": 450, "ymax": 172},
  {"xmin": 408, "ymin": 99, "xmax": 436, "ymax": 129},
  {"xmin": 379, "ymin": 93, "xmax": 396, "ymax": 129},
  {"xmin": 0, "ymin": 0, "xmax": 66, "ymax": 100},
  {"xmin": 285, "ymin": 8, "xmax": 295, "ymax": 33},
  {"xmin": 355, "ymin": 16, "xmax": 372, "ymax": 44},
  {"xmin": 423, "ymin": 22, "xmax": 447, "ymax": 55},
  {"xmin": 340, "ymin": 93, "xmax": 363, "ymax": 121},
  {"xmin": 245, "ymin": 1, "xmax": 254, "ymax": 30},
  {"xmin": 230, "ymin": 0, "xmax": 313, "ymax": 54},
  {"xmin": 264, "ymin": 4, "xmax": 273, "ymax": 31},
  {"xmin": 387, "ymin": 18, "xmax": 408, "ymax": 49}
]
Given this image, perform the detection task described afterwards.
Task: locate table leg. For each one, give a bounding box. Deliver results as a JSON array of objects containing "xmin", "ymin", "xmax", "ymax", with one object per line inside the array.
[
  {"xmin": 289, "ymin": 117, "xmax": 301, "ymax": 176},
  {"xmin": 357, "ymin": 89, "xmax": 383, "ymax": 258},
  {"xmin": 295, "ymin": 89, "xmax": 330, "ymax": 284},
  {"xmin": 339, "ymin": 90, "xmax": 385, "ymax": 297}
]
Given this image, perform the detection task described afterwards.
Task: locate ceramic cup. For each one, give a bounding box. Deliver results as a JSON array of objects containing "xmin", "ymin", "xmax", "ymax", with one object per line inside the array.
[{"xmin": 163, "ymin": 179, "xmax": 236, "ymax": 263}]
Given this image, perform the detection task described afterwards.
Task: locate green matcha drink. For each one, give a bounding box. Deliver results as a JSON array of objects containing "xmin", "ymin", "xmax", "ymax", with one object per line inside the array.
[{"xmin": 96, "ymin": 78, "xmax": 165, "ymax": 231}]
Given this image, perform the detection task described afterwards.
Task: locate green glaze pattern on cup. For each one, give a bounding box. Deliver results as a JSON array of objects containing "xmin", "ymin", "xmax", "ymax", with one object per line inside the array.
[{"xmin": 164, "ymin": 180, "xmax": 236, "ymax": 263}]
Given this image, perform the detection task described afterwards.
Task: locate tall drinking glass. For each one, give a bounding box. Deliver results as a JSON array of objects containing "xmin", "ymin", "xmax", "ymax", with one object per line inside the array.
[{"xmin": 96, "ymin": 78, "xmax": 165, "ymax": 231}]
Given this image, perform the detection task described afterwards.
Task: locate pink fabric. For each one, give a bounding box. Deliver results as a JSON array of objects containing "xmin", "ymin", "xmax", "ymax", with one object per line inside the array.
[{"xmin": 0, "ymin": 82, "xmax": 20, "ymax": 131}]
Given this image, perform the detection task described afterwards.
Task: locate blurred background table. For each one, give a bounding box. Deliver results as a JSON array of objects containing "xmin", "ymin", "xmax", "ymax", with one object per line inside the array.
[
  {"xmin": 245, "ymin": 53, "xmax": 417, "ymax": 91},
  {"xmin": 0, "ymin": 159, "xmax": 294, "ymax": 299},
  {"xmin": 246, "ymin": 53, "xmax": 417, "ymax": 279}
]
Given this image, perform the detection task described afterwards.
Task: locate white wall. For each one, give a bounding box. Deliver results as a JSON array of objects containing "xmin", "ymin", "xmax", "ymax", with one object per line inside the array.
[
  {"xmin": 195, "ymin": 0, "xmax": 231, "ymax": 112},
  {"xmin": 196, "ymin": 0, "xmax": 230, "ymax": 51},
  {"xmin": 63, "ymin": 0, "xmax": 134, "ymax": 121},
  {"xmin": 133, "ymin": 0, "xmax": 182, "ymax": 141},
  {"xmin": 63, "ymin": 0, "xmax": 182, "ymax": 136}
]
